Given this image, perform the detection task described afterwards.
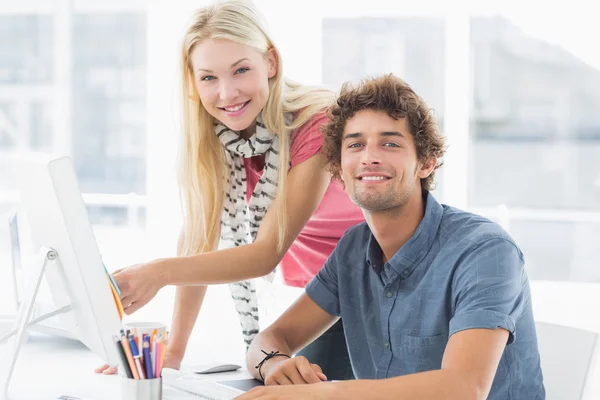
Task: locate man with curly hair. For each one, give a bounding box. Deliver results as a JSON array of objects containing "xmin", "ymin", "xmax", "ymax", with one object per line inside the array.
[{"xmin": 238, "ymin": 74, "xmax": 545, "ymax": 400}]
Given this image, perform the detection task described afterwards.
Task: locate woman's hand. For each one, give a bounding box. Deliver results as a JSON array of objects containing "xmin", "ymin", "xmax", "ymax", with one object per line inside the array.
[
  {"xmin": 113, "ymin": 259, "xmax": 169, "ymax": 315},
  {"xmin": 94, "ymin": 364, "xmax": 118, "ymax": 375},
  {"xmin": 94, "ymin": 345, "xmax": 184, "ymax": 375},
  {"xmin": 161, "ymin": 348, "xmax": 184, "ymax": 370}
]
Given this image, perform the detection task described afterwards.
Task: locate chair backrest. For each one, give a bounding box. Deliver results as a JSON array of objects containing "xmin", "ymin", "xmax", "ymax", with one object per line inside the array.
[{"xmin": 536, "ymin": 321, "xmax": 600, "ymax": 400}]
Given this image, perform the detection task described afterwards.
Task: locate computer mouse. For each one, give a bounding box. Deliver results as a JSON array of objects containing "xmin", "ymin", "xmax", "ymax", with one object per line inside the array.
[{"xmin": 191, "ymin": 363, "xmax": 242, "ymax": 374}]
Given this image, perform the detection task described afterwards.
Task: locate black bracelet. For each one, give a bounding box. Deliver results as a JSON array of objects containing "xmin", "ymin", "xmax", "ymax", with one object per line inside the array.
[{"xmin": 255, "ymin": 350, "xmax": 291, "ymax": 381}]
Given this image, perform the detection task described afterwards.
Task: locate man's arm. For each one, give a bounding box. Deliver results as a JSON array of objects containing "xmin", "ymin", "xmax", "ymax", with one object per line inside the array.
[
  {"xmin": 246, "ymin": 293, "xmax": 338, "ymax": 383},
  {"xmin": 328, "ymin": 328, "xmax": 507, "ymax": 400},
  {"xmin": 330, "ymin": 237, "xmax": 522, "ymax": 399},
  {"xmin": 237, "ymin": 237, "xmax": 522, "ymax": 399},
  {"xmin": 237, "ymin": 328, "xmax": 508, "ymax": 400}
]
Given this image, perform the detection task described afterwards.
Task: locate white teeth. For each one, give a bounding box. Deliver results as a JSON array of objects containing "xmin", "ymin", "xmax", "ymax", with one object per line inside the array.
[
  {"xmin": 224, "ymin": 103, "xmax": 246, "ymax": 112},
  {"xmin": 361, "ymin": 176, "xmax": 387, "ymax": 181}
]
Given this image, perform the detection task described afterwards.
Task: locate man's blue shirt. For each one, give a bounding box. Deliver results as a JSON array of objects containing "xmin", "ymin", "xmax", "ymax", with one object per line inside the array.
[{"xmin": 306, "ymin": 193, "xmax": 545, "ymax": 399}]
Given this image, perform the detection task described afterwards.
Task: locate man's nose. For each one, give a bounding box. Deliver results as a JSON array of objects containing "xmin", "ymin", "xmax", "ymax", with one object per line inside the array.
[{"xmin": 360, "ymin": 144, "xmax": 382, "ymax": 165}]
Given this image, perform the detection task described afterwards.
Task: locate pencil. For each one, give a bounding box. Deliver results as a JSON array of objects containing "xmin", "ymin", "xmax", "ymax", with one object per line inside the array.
[
  {"xmin": 161, "ymin": 332, "xmax": 167, "ymax": 365},
  {"xmin": 103, "ymin": 263, "xmax": 121, "ymax": 296},
  {"xmin": 114, "ymin": 336, "xmax": 133, "ymax": 379},
  {"xmin": 154, "ymin": 335, "xmax": 162, "ymax": 378},
  {"xmin": 151, "ymin": 329, "xmax": 157, "ymax": 347},
  {"xmin": 128, "ymin": 333, "xmax": 146, "ymax": 379},
  {"xmin": 107, "ymin": 277, "xmax": 125, "ymax": 320},
  {"xmin": 133, "ymin": 328, "xmax": 139, "ymax": 350},
  {"xmin": 120, "ymin": 333, "xmax": 140, "ymax": 380},
  {"xmin": 143, "ymin": 335, "xmax": 154, "ymax": 379},
  {"xmin": 152, "ymin": 336, "xmax": 157, "ymax": 378}
]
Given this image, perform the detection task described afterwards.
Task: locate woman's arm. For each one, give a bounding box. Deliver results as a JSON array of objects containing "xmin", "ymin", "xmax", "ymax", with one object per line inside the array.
[
  {"xmin": 161, "ymin": 151, "xmax": 331, "ymax": 363},
  {"xmin": 165, "ymin": 153, "xmax": 332, "ymax": 285},
  {"xmin": 165, "ymin": 285, "xmax": 207, "ymax": 367},
  {"xmin": 163, "ymin": 230, "xmax": 208, "ymax": 368},
  {"xmin": 114, "ymin": 153, "xmax": 332, "ymax": 312}
]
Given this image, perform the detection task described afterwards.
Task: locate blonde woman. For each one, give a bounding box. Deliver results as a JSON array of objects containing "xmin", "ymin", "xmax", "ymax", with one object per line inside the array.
[{"xmin": 97, "ymin": 0, "xmax": 363, "ymax": 381}]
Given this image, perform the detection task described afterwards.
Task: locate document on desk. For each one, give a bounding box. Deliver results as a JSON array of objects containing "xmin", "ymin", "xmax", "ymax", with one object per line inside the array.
[{"xmin": 162, "ymin": 368, "xmax": 245, "ymax": 400}]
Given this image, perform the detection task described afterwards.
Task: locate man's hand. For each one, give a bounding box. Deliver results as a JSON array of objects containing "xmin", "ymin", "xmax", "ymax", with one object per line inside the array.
[
  {"xmin": 262, "ymin": 356, "xmax": 327, "ymax": 385},
  {"xmin": 234, "ymin": 382, "xmax": 333, "ymax": 399}
]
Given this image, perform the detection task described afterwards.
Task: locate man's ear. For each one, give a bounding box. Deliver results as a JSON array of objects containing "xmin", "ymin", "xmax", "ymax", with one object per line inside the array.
[
  {"xmin": 417, "ymin": 157, "xmax": 436, "ymax": 179},
  {"xmin": 339, "ymin": 171, "xmax": 346, "ymax": 190}
]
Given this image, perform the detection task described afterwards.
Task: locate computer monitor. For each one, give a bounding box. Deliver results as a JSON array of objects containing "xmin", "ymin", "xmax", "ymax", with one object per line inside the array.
[{"xmin": 1, "ymin": 154, "xmax": 123, "ymax": 398}]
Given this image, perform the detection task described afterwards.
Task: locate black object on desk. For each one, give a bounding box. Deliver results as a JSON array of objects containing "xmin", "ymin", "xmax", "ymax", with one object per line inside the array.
[{"xmin": 219, "ymin": 378, "xmax": 264, "ymax": 391}]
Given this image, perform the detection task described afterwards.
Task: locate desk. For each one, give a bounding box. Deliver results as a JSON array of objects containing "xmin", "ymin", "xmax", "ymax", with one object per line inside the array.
[{"xmin": 3, "ymin": 333, "xmax": 253, "ymax": 399}]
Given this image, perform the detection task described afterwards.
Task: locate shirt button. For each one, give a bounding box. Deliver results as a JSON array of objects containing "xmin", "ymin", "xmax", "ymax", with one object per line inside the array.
[
  {"xmin": 402, "ymin": 270, "xmax": 410, "ymax": 277},
  {"xmin": 386, "ymin": 291, "xmax": 394, "ymax": 298},
  {"xmin": 384, "ymin": 341, "xmax": 390, "ymax": 349}
]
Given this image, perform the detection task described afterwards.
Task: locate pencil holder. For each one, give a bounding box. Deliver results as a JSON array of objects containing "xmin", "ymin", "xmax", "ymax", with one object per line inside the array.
[{"xmin": 121, "ymin": 377, "xmax": 162, "ymax": 400}]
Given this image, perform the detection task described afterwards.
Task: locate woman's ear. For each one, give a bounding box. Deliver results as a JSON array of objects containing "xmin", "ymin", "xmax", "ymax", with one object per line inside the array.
[{"xmin": 266, "ymin": 48, "xmax": 278, "ymax": 79}]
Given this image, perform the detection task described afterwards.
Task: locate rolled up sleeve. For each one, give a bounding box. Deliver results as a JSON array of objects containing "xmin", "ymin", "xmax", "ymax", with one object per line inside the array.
[
  {"xmin": 449, "ymin": 238, "xmax": 527, "ymax": 345},
  {"xmin": 305, "ymin": 249, "xmax": 341, "ymax": 317}
]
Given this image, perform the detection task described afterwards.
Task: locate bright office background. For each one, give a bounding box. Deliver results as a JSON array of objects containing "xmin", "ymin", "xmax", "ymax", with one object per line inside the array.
[{"xmin": 1, "ymin": 0, "xmax": 599, "ymax": 365}]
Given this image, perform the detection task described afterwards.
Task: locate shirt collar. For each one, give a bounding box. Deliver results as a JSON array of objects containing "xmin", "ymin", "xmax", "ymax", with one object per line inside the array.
[{"xmin": 365, "ymin": 192, "xmax": 444, "ymax": 280}]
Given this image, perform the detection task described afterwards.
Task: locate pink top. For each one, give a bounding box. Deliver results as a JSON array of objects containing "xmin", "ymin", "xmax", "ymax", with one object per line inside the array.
[{"xmin": 243, "ymin": 113, "xmax": 365, "ymax": 287}]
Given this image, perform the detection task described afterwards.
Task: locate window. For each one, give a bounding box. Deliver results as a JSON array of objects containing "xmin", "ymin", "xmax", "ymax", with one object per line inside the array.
[
  {"xmin": 2, "ymin": 0, "xmax": 598, "ymax": 359},
  {"xmin": 469, "ymin": 14, "xmax": 600, "ymax": 282},
  {"xmin": 0, "ymin": 1, "xmax": 147, "ymax": 314},
  {"xmin": 320, "ymin": 15, "xmax": 447, "ymax": 197}
]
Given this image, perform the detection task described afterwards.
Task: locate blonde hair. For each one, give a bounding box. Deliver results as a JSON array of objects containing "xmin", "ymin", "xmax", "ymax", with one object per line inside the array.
[{"xmin": 178, "ymin": 0, "xmax": 333, "ymax": 256}]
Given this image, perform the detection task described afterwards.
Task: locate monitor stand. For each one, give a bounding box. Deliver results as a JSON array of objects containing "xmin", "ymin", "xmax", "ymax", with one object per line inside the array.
[
  {"xmin": 0, "ymin": 247, "xmax": 72, "ymax": 400},
  {"xmin": 1, "ymin": 211, "xmax": 74, "ymax": 342}
]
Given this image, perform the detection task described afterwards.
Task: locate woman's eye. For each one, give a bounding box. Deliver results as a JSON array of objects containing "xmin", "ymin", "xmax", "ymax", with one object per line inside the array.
[
  {"xmin": 235, "ymin": 67, "xmax": 250, "ymax": 74},
  {"xmin": 201, "ymin": 75, "xmax": 216, "ymax": 81}
]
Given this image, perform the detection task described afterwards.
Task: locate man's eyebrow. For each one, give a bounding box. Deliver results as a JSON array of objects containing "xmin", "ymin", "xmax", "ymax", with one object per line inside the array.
[
  {"xmin": 343, "ymin": 132, "xmax": 362, "ymax": 140},
  {"xmin": 342, "ymin": 131, "xmax": 405, "ymax": 139},
  {"xmin": 381, "ymin": 131, "xmax": 405, "ymax": 138}
]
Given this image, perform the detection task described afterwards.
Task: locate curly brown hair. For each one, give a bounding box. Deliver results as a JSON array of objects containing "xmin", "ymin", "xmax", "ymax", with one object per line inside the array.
[{"xmin": 322, "ymin": 74, "xmax": 446, "ymax": 191}]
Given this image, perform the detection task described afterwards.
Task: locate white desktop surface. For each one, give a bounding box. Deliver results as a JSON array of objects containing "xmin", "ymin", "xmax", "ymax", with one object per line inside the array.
[{"xmin": 3, "ymin": 332, "xmax": 253, "ymax": 400}]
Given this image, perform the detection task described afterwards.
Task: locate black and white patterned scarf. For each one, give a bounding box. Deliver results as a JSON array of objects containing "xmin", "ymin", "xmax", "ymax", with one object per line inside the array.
[{"xmin": 217, "ymin": 114, "xmax": 289, "ymax": 348}]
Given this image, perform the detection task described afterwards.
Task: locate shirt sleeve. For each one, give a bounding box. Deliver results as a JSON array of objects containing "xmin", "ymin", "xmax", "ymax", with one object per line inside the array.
[
  {"xmin": 289, "ymin": 112, "xmax": 329, "ymax": 169},
  {"xmin": 305, "ymin": 244, "xmax": 340, "ymax": 317},
  {"xmin": 449, "ymin": 238, "xmax": 528, "ymax": 345}
]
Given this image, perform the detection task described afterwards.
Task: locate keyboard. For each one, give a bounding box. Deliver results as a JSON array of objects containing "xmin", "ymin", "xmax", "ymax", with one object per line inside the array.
[{"xmin": 162, "ymin": 369, "xmax": 246, "ymax": 400}]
